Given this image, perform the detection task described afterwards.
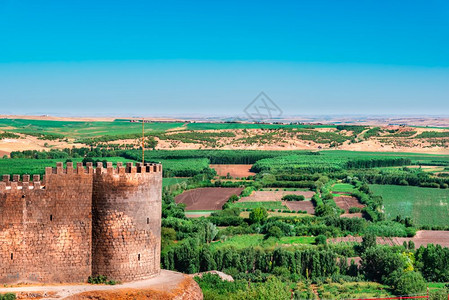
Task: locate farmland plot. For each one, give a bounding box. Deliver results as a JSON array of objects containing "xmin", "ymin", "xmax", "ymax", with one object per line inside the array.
[
  {"xmin": 175, "ymin": 187, "xmax": 243, "ymax": 211},
  {"xmin": 210, "ymin": 164, "xmax": 256, "ymax": 177},
  {"xmin": 284, "ymin": 200, "xmax": 316, "ymax": 214},
  {"xmin": 334, "ymin": 196, "xmax": 364, "ymax": 213},
  {"xmin": 330, "ymin": 230, "xmax": 449, "ymax": 248},
  {"xmin": 239, "ymin": 190, "xmax": 315, "ymax": 202},
  {"xmin": 370, "ymin": 184, "xmax": 449, "ymax": 226}
]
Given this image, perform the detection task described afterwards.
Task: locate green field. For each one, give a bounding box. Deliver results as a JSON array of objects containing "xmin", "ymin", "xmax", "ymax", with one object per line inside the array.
[
  {"xmin": 154, "ymin": 158, "xmax": 210, "ymax": 177},
  {"xmin": 0, "ymin": 157, "xmax": 139, "ymax": 176},
  {"xmin": 162, "ymin": 177, "xmax": 189, "ymax": 188},
  {"xmin": 209, "ymin": 234, "xmax": 315, "ymax": 250},
  {"xmin": 370, "ymin": 184, "xmax": 449, "ymax": 226},
  {"xmin": 0, "ymin": 119, "xmax": 185, "ymax": 138},
  {"xmin": 186, "ymin": 122, "xmax": 336, "ymax": 130},
  {"xmin": 230, "ymin": 201, "xmax": 287, "ymax": 210},
  {"xmin": 0, "ymin": 157, "xmax": 207, "ymax": 178},
  {"xmin": 331, "ymin": 183, "xmax": 355, "ymax": 193},
  {"xmin": 322, "ymin": 150, "xmax": 449, "ymax": 165}
]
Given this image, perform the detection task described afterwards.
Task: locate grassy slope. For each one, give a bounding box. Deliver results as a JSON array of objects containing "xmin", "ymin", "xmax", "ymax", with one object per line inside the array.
[{"xmin": 370, "ymin": 184, "xmax": 449, "ymax": 226}]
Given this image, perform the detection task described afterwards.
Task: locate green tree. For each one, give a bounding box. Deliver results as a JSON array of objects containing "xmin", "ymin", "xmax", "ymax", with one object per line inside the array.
[
  {"xmin": 249, "ymin": 207, "xmax": 268, "ymax": 224},
  {"xmin": 315, "ymin": 235, "xmax": 327, "ymax": 245},
  {"xmin": 360, "ymin": 232, "xmax": 377, "ymax": 253},
  {"xmin": 145, "ymin": 136, "xmax": 158, "ymax": 150},
  {"xmin": 265, "ymin": 226, "xmax": 283, "ymax": 239},
  {"xmin": 361, "ymin": 246, "xmax": 406, "ymax": 282},
  {"xmin": 261, "ymin": 173, "xmax": 276, "ymax": 185},
  {"xmin": 161, "ymin": 227, "xmax": 176, "ymax": 249},
  {"xmin": 391, "ymin": 271, "xmax": 426, "ymax": 296},
  {"xmin": 228, "ymin": 194, "xmax": 239, "ymax": 203},
  {"xmin": 231, "ymin": 276, "xmax": 290, "ymax": 300}
]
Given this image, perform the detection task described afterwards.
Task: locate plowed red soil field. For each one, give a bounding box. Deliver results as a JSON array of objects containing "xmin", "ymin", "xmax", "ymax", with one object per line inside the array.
[
  {"xmin": 284, "ymin": 200, "xmax": 316, "ymax": 214},
  {"xmin": 210, "ymin": 164, "xmax": 256, "ymax": 177},
  {"xmin": 334, "ymin": 196, "xmax": 364, "ymax": 213},
  {"xmin": 175, "ymin": 187, "xmax": 243, "ymax": 210}
]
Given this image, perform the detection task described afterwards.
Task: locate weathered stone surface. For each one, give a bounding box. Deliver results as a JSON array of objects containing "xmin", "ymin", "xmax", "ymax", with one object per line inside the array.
[
  {"xmin": 0, "ymin": 162, "xmax": 162, "ymax": 284},
  {"xmin": 92, "ymin": 168, "xmax": 162, "ymax": 281}
]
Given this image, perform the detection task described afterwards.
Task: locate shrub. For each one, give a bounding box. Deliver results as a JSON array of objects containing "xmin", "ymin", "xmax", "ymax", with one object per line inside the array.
[
  {"xmin": 88, "ymin": 275, "xmax": 118, "ymax": 285},
  {"xmin": 272, "ymin": 266, "xmax": 291, "ymax": 279},
  {"xmin": 228, "ymin": 194, "xmax": 239, "ymax": 203},
  {"xmin": 348, "ymin": 207, "xmax": 362, "ymax": 213},
  {"xmin": 315, "ymin": 235, "xmax": 327, "ymax": 245},
  {"xmin": 265, "ymin": 226, "xmax": 284, "ymax": 239},
  {"xmin": 249, "ymin": 207, "xmax": 268, "ymax": 224},
  {"xmin": 240, "ymin": 186, "xmax": 255, "ymax": 197},
  {"xmin": 281, "ymin": 194, "xmax": 306, "ymax": 201},
  {"xmin": 390, "ymin": 271, "xmax": 426, "ymax": 296}
]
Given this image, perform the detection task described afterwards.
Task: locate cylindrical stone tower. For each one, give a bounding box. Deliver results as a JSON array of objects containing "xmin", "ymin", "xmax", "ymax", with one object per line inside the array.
[{"xmin": 92, "ymin": 162, "xmax": 162, "ymax": 282}]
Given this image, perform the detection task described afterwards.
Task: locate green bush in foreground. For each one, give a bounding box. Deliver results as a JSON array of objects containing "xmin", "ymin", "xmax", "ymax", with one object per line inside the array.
[
  {"xmin": 195, "ymin": 273, "xmax": 291, "ymax": 300},
  {"xmin": 389, "ymin": 271, "xmax": 426, "ymax": 296},
  {"xmin": 0, "ymin": 294, "xmax": 16, "ymax": 300},
  {"xmin": 87, "ymin": 275, "xmax": 118, "ymax": 285}
]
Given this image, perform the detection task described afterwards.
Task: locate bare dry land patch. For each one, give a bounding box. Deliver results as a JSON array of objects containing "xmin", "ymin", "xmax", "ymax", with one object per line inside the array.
[
  {"xmin": 239, "ymin": 190, "xmax": 315, "ymax": 202},
  {"xmin": 210, "ymin": 164, "xmax": 256, "ymax": 178}
]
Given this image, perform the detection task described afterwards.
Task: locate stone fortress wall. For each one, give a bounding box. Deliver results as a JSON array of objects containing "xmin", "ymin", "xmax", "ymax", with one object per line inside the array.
[{"xmin": 0, "ymin": 161, "xmax": 162, "ymax": 284}]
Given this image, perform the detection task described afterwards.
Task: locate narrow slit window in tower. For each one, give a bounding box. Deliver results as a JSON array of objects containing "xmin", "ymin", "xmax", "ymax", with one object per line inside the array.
[
  {"xmin": 147, "ymin": 217, "xmax": 149, "ymax": 224},
  {"xmin": 50, "ymin": 214, "xmax": 53, "ymax": 221},
  {"xmin": 138, "ymin": 254, "xmax": 141, "ymax": 261},
  {"xmin": 11, "ymin": 253, "xmax": 13, "ymax": 260}
]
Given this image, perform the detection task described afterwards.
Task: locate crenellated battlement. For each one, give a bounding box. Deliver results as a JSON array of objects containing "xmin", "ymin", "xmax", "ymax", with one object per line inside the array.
[
  {"xmin": 43, "ymin": 161, "xmax": 163, "ymax": 176},
  {"xmin": 93, "ymin": 161, "xmax": 162, "ymax": 175},
  {"xmin": 0, "ymin": 174, "xmax": 43, "ymax": 192},
  {"xmin": 0, "ymin": 160, "xmax": 162, "ymax": 284},
  {"xmin": 0, "ymin": 162, "xmax": 162, "ymax": 193}
]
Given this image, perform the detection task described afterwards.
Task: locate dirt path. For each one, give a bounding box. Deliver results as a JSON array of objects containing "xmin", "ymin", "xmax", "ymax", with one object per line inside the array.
[{"xmin": 0, "ymin": 270, "xmax": 197, "ymax": 299}]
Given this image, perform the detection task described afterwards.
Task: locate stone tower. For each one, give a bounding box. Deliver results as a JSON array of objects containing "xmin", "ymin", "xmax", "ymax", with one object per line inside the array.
[
  {"xmin": 0, "ymin": 161, "xmax": 162, "ymax": 284},
  {"xmin": 92, "ymin": 162, "xmax": 162, "ymax": 281}
]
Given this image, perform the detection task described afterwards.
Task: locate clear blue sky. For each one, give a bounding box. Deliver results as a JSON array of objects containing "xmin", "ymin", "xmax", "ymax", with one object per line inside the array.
[{"xmin": 0, "ymin": 0, "xmax": 448, "ymax": 116}]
